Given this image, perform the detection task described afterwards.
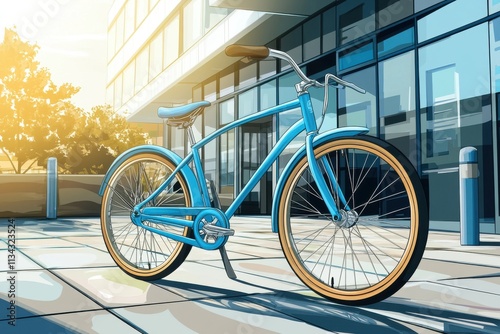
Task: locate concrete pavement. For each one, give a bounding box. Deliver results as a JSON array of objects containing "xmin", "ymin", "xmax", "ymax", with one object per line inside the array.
[{"xmin": 1, "ymin": 216, "xmax": 500, "ymax": 333}]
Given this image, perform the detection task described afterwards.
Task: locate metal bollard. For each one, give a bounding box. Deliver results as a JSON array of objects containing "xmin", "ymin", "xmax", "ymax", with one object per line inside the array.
[
  {"xmin": 46, "ymin": 157, "xmax": 58, "ymax": 219},
  {"xmin": 459, "ymin": 147, "xmax": 479, "ymax": 246}
]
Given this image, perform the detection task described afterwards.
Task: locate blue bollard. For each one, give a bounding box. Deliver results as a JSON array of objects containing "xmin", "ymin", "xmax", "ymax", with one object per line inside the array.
[
  {"xmin": 459, "ymin": 147, "xmax": 479, "ymax": 246},
  {"xmin": 47, "ymin": 157, "xmax": 57, "ymax": 219}
]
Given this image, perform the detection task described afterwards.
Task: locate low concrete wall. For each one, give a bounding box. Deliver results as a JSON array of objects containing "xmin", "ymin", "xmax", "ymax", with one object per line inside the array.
[{"xmin": 0, "ymin": 174, "xmax": 104, "ymax": 218}]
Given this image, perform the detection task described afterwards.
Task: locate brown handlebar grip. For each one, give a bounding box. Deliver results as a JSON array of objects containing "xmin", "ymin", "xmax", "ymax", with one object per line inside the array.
[{"xmin": 225, "ymin": 45, "xmax": 269, "ymax": 60}]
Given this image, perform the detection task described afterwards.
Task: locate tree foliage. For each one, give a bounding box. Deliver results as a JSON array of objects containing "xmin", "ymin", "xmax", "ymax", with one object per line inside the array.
[{"xmin": 0, "ymin": 28, "xmax": 149, "ymax": 174}]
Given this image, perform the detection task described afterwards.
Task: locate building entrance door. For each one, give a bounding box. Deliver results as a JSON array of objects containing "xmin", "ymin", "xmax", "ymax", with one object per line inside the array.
[{"xmin": 238, "ymin": 117, "xmax": 273, "ymax": 215}]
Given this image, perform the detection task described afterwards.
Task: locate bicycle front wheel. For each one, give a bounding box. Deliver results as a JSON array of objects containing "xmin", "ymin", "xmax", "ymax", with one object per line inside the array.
[
  {"xmin": 101, "ymin": 152, "xmax": 192, "ymax": 281},
  {"xmin": 278, "ymin": 136, "xmax": 428, "ymax": 305}
]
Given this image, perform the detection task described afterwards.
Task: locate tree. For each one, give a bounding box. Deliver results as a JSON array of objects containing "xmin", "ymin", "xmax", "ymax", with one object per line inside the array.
[
  {"xmin": 0, "ymin": 28, "xmax": 79, "ymax": 173},
  {"xmin": 59, "ymin": 104, "xmax": 149, "ymax": 174}
]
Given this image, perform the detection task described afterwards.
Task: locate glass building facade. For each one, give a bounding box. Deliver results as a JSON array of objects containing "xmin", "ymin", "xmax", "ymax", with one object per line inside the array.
[{"xmin": 108, "ymin": 0, "xmax": 500, "ymax": 233}]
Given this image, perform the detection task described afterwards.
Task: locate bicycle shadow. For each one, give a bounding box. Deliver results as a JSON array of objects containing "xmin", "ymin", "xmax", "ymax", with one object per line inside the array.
[{"xmin": 155, "ymin": 278, "xmax": 500, "ymax": 333}]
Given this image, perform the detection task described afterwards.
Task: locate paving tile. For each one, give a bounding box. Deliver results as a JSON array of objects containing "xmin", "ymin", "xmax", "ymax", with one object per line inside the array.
[
  {"xmin": 0, "ymin": 270, "xmax": 100, "ymax": 320},
  {"xmin": 112, "ymin": 297, "xmax": 332, "ymax": 334},
  {"xmin": 54, "ymin": 267, "xmax": 187, "ymax": 307},
  {"xmin": 0, "ymin": 309, "xmax": 140, "ymax": 334},
  {"xmin": 0, "ymin": 249, "xmax": 42, "ymax": 271},
  {"xmin": 383, "ymin": 281, "xmax": 500, "ymax": 331},
  {"xmin": 244, "ymin": 290, "xmax": 442, "ymax": 333},
  {"xmin": 153, "ymin": 259, "xmax": 303, "ymax": 300},
  {"xmin": 16, "ymin": 237, "xmax": 84, "ymax": 249},
  {"xmin": 62, "ymin": 236, "xmax": 109, "ymax": 252},
  {"xmin": 412, "ymin": 258, "xmax": 500, "ymax": 282},
  {"xmin": 423, "ymin": 250, "xmax": 500, "ymax": 269},
  {"xmin": 20, "ymin": 246, "xmax": 115, "ymax": 269}
]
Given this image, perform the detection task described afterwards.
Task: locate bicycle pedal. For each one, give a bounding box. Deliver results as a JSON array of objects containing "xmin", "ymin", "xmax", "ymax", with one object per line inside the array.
[{"xmin": 203, "ymin": 224, "xmax": 235, "ymax": 237}]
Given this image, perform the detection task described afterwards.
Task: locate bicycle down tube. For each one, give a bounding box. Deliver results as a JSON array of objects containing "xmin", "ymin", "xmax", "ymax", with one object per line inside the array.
[{"xmin": 133, "ymin": 95, "xmax": 345, "ymax": 244}]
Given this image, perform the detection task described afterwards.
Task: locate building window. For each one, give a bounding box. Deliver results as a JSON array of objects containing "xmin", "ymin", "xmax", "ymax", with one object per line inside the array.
[
  {"xmin": 259, "ymin": 41, "xmax": 277, "ymax": 80},
  {"xmin": 239, "ymin": 62, "xmax": 257, "ymax": 89},
  {"xmin": 491, "ymin": 0, "xmax": 500, "ymax": 13},
  {"xmin": 114, "ymin": 74, "xmax": 123, "ymax": 110},
  {"xmin": 115, "ymin": 10, "xmax": 125, "ymax": 52},
  {"xmin": 164, "ymin": 15, "xmax": 180, "ymax": 68},
  {"xmin": 183, "ymin": 0, "xmax": 203, "ymax": 51},
  {"xmin": 414, "ymin": 0, "xmax": 445, "ymax": 13},
  {"xmin": 376, "ymin": 0, "xmax": 413, "ymax": 29},
  {"xmin": 149, "ymin": 32, "xmax": 163, "ymax": 81},
  {"xmin": 108, "ymin": 23, "xmax": 116, "ymax": 61},
  {"xmin": 220, "ymin": 69, "xmax": 235, "ymax": 98},
  {"xmin": 419, "ymin": 23, "xmax": 490, "ymax": 167},
  {"xmin": 338, "ymin": 66, "xmax": 377, "ymax": 135},
  {"xmin": 203, "ymin": 104, "xmax": 217, "ymax": 182},
  {"xmin": 337, "ymin": 0, "xmax": 375, "ymax": 45},
  {"xmin": 339, "ymin": 40, "xmax": 374, "ymax": 71},
  {"xmin": 303, "ymin": 16, "xmax": 321, "ymax": 61},
  {"xmin": 379, "ymin": 51, "xmax": 416, "ymax": 165},
  {"xmin": 322, "ymin": 7, "xmax": 336, "ymax": 52},
  {"xmin": 220, "ymin": 98, "xmax": 235, "ymax": 125},
  {"xmin": 280, "ymin": 26, "xmax": 302, "ymax": 70},
  {"xmin": 260, "ymin": 80, "xmax": 277, "ymax": 111},
  {"xmin": 135, "ymin": 47, "xmax": 149, "ymax": 93},
  {"xmin": 136, "ymin": 0, "xmax": 148, "ymax": 27},
  {"xmin": 417, "ymin": 0, "xmax": 487, "ymax": 42},
  {"xmin": 122, "ymin": 61, "xmax": 135, "ymax": 104},
  {"xmin": 238, "ymin": 87, "xmax": 258, "ymax": 118},
  {"xmin": 204, "ymin": 79, "xmax": 217, "ymax": 102},
  {"xmin": 124, "ymin": 0, "xmax": 135, "ymax": 42},
  {"xmin": 378, "ymin": 26, "xmax": 414, "ymax": 58}
]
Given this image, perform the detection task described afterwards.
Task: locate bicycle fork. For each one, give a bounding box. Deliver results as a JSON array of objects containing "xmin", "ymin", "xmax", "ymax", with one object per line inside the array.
[{"xmin": 305, "ymin": 134, "xmax": 358, "ymax": 228}]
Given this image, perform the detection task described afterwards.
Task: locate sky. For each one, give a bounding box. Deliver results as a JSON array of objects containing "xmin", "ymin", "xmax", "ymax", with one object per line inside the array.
[{"xmin": 0, "ymin": 0, "xmax": 113, "ymax": 111}]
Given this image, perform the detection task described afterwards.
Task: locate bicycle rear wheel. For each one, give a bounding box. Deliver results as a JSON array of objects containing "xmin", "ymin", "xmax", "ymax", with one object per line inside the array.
[
  {"xmin": 101, "ymin": 152, "xmax": 192, "ymax": 281},
  {"xmin": 278, "ymin": 136, "xmax": 428, "ymax": 305}
]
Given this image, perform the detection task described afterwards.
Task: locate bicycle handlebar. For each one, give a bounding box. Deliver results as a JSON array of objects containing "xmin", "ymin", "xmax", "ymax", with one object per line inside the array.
[{"xmin": 224, "ymin": 44, "xmax": 366, "ymax": 94}]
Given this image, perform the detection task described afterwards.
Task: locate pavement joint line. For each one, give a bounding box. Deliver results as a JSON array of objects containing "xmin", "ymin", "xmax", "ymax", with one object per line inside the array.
[
  {"xmin": 431, "ymin": 280, "xmax": 500, "ymax": 297},
  {"xmin": 421, "ymin": 257, "xmax": 500, "ymax": 270}
]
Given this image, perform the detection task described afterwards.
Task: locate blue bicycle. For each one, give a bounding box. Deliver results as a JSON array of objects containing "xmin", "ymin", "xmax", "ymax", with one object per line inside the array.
[{"xmin": 99, "ymin": 45, "xmax": 428, "ymax": 305}]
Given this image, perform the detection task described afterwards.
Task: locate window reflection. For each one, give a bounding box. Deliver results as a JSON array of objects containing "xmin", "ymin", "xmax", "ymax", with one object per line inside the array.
[
  {"xmin": 419, "ymin": 23, "xmax": 491, "ymax": 168},
  {"xmin": 379, "ymin": 51, "xmax": 416, "ymax": 165},
  {"xmin": 338, "ymin": 67, "xmax": 377, "ymax": 135},
  {"xmin": 337, "ymin": 0, "xmax": 375, "ymax": 45},
  {"xmin": 376, "ymin": 0, "xmax": 413, "ymax": 29},
  {"xmin": 417, "ymin": 0, "xmax": 487, "ymax": 42}
]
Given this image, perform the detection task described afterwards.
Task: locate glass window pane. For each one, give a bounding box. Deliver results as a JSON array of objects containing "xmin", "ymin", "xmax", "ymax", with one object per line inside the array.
[
  {"xmin": 378, "ymin": 27, "xmax": 414, "ymax": 58},
  {"xmin": 280, "ymin": 26, "xmax": 302, "ymax": 70},
  {"xmin": 114, "ymin": 74, "xmax": 123, "ymax": 110},
  {"xmin": 124, "ymin": 0, "xmax": 135, "ymax": 41},
  {"xmin": 239, "ymin": 63, "xmax": 257, "ymax": 89},
  {"xmin": 164, "ymin": 15, "xmax": 179, "ymax": 68},
  {"xmin": 136, "ymin": 0, "xmax": 148, "ymax": 27},
  {"xmin": 135, "ymin": 47, "xmax": 149, "ymax": 93},
  {"xmin": 204, "ymin": 79, "xmax": 217, "ymax": 102},
  {"xmin": 204, "ymin": 104, "xmax": 217, "ymax": 181},
  {"xmin": 377, "ymin": 0, "xmax": 413, "ymax": 29},
  {"xmin": 415, "ymin": 0, "xmax": 444, "ymax": 12},
  {"xmin": 337, "ymin": 0, "xmax": 375, "ymax": 45},
  {"xmin": 115, "ymin": 11, "xmax": 124, "ymax": 51},
  {"xmin": 238, "ymin": 88, "xmax": 258, "ymax": 118},
  {"xmin": 379, "ymin": 51, "xmax": 416, "ymax": 165},
  {"xmin": 122, "ymin": 61, "xmax": 135, "ymax": 103},
  {"xmin": 491, "ymin": 18, "xmax": 500, "ymax": 93},
  {"xmin": 322, "ymin": 7, "xmax": 336, "ymax": 52},
  {"xmin": 149, "ymin": 33, "xmax": 163, "ymax": 81},
  {"xmin": 419, "ymin": 23, "xmax": 490, "ymax": 168},
  {"xmin": 303, "ymin": 16, "xmax": 321, "ymax": 61},
  {"xmin": 220, "ymin": 98, "xmax": 235, "ymax": 125},
  {"xmin": 220, "ymin": 70, "xmax": 234, "ymax": 97},
  {"xmin": 339, "ymin": 41, "xmax": 374, "ymax": 71},
  {"xmin": 417, "ymin": 0, "xmax": 487, "ymax": 42},
  {"xmin": 206, "ymin": 2, "xmax": 230, "ymax": 31},
  {"xmin": 183, "ymin": 0, "xmax": 203, "ymax": 51},
  {"xmin": 338, "ymin": 66, "xmax": 377, "ymax": 135},
  {"xmin": 491, "ymin": 0, "xmax": 500, "ymax": 13},
  {"xmin": 260, "ymin": 80, "xmax": 277, "ymax": 110},
  {"xmin": 108, "ymin": 23, "xmax": 116, "ymax": 61},
  {"xmin": 171, "ymin": 127, "xmax": 185, "ymax": 157}
]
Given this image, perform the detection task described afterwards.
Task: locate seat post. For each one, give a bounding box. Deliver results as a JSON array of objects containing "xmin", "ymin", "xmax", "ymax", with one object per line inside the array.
[{"xmin": 187, "ymin": 126, "xmax": 197, "ymax": 147}]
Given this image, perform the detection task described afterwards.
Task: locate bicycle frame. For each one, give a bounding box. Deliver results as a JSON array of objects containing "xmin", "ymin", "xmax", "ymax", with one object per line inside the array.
[{"xmin": 120, "ymin": 92, "xmax": 361, "ymax": 249}]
